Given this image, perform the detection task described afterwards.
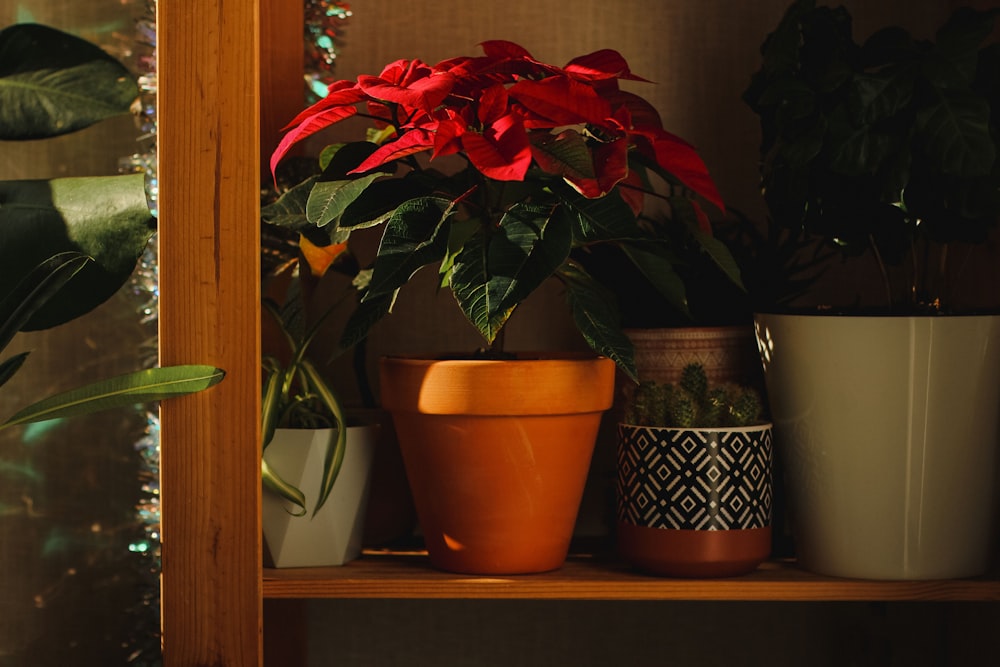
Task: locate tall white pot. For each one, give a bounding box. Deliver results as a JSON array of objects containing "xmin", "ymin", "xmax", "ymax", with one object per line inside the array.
[
  {"xmin": 754, "ymin": 313, "xmax": 1000, "ymax": 580},
  {"xmin": 262, "ymin": 425, "xmax": 377, "ymax": 568}
]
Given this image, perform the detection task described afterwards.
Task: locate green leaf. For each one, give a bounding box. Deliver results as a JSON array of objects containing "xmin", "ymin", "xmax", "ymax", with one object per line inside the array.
[
  {"xmin": 528, "ymin": 129, "xmax": 596, "ymax": 181},
  {"xmin": 262, "ymin": 458, "xmax": 307, "ymax": 517},
  {"xmin": 557, "ymin": 186, "xmax": 642, "ymax": 243},
  {"xmin": 0, "ymin": 173, "xmax": 156, "ymax": 330},
  {"xmin": 300, "ymin": 359, "xmax": 346, "ymax": 515},
  {"xmin": 0, "ymin": 23, "xmax": 138, "ymax": 140},
  {"xmin": 557, "ymin": 262, "xmax": 636, "ymax": 382},
  {"xmin": 0, "ymin": 251, "xmax": 90, "ymax": 355},
  {"xmin": 306, "ymin": 173, "xmax": 387, "ymax": 228},
  {"xmin": 0, "ymin": 351, "xmax": 28, "ymax": 390},
  {"xmin": 339, "ymin": 290, "xmax": 395, "ymax": 350},
  {"xmin": 619, "ymin": 242, "xmax": 690, "ymax": 318},
  {"xmin": 364, "ymin": 197, "xmax": 453, "ymax": 299},
  {"xmin": 451, "ymin": 203, "xmax": 573, "ymax": 342},
  {"xmin": 691, "ymin": 229, "xmax": 745, "ymax": 291},
  {"xmin": 260, "ymin": 364, "xmax": 284, "ymax": 454},
  {"xmin": 0, "ymin": 365, "xmax": 225, "ymax": 429},
  {"xmin": 916, "ymin": 92, "xmax": 994, "ymax": 176},
  {"xmin": 850, "ymin": 66, "xmax": 915, "ymax": 125}
]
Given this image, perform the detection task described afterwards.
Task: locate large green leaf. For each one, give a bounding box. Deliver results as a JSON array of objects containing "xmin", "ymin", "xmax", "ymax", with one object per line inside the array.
[
  {"xmin": 0, "ymin": 173, "xmax": 155, "ymax": 330},
  {"xmin": 557, "ymin": 262, "xmax": 636, "ymax": 382},
  {"xmin": 0, "ymin": 23, "xmax": 137, "ymax": 140},
  {"xmin": 451, "ymin": 204, "xmax": 572, "ymax": 343},
  {"xmin": 364, "ymin": 197, "xmax": 453, "ymax": 299},
  {"xmin": 916, "ymin": 93, "xmax": 994, "ymax": 176},
  {"xmin": 0, "ymin": 365, "xmax": 225, "ymax": 429}
]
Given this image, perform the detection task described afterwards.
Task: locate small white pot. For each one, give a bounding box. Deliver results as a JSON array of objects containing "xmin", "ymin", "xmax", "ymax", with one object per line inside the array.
[
  {"xmin": 262, "ymin": 425, "xmax": 377, "ymax": 568},
  {"xmin": 755, "ymin": 313, "xmax": 1000, "ymax": 579}
]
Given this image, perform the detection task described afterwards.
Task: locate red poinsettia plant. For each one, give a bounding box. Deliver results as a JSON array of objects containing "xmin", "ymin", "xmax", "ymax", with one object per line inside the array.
[{"xmin": 266, "ymin": 40, "xmax": 736, "ymax": 381}]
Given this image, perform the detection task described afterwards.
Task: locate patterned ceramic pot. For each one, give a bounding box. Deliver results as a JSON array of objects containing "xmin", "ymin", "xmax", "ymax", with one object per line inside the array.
[{"xmin": 617, "ymin": 423, "xmax": 773, "ymax": 577}]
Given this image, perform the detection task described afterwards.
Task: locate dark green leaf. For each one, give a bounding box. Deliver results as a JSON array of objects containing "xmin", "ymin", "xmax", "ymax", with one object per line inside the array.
[
  {"xmin": 619, "ymin": 242, "xmax": 690, "ymax": 318},
  {"xmin": 451, "ymin": 203, "xmax": 572, "ymax": 342},
  {"xmin": 0, "ymin": 251, "xmax": 89, "ymax": 354},
  {"xmin": 0, "ymin": 351, "xmax": 28, "ymax": 390},
  {"xmin": 364, "ymin": 197, "xmax": 453, "ymax": 299},
  {"xmin": 557, "ymin": 262, "xmax": 636, "ymax": 382},
  {"xmin": 339, "ymin": 290, "xmax": 395, "ymax": 350},
  {"xmin": 0, "ymin": 23, "xmax": 138, "ymax": 140},
  {"xmin": 557, "ymin": 186, "xmax": 642, "ymax": 243},
  {"xmin": 916, "ymin": 93, "xmax": 994, "ymax": 176},
  {"xmin": 0, "ymin": 173, "xmax": 156, "ymax": 330}
]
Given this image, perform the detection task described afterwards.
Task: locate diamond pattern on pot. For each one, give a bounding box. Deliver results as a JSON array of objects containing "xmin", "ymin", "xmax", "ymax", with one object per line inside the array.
[{"xmin": 617, "ymin": 425, "xmax": 772, "ymax": 530}]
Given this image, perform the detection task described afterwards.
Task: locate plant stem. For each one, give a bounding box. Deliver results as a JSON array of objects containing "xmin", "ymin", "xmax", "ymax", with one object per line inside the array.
[{"xmin": 869, "ymin": 233, "xmax": 893, "ymax": 310}]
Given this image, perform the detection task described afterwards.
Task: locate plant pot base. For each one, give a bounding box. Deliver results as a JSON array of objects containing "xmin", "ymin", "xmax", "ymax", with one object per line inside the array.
[{"xmin": 617, "ymin": 523, "xmax": 771, "ymax": 577}]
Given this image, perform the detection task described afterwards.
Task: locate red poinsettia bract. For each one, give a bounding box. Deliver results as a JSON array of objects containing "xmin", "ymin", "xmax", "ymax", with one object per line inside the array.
[{"xmin": 270, "ymin": 40, "xmax": 722, "ymax": 213}]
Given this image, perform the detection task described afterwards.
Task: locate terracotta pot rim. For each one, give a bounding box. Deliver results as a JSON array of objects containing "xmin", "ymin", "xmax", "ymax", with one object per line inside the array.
[{"xmin": 380, "ymin": 353, "xmax": 616, "ymax": 415}]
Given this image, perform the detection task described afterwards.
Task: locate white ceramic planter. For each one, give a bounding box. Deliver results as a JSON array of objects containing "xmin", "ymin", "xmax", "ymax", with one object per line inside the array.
[
  {"xmin": 262, "ymin": 425, "xmax": 377, "ymax": 568},
  {"xmin": 754, "ymin": 313, "xmax": 1000, "ymax": 579}
]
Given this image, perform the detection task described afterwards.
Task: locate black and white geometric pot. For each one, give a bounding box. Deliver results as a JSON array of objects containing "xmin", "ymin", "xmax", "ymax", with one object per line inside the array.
[{"xmin": 616, "ymin": 423, "xmax": 773, "ymax": 577}]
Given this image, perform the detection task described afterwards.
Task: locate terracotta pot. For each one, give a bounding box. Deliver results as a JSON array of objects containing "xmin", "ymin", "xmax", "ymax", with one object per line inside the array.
[
  {"xmin": 617, "ymin": 423, "xmax": 773, "ymax": 577},
  {"xmin": 379, "ymin": 354, "xmax": 615, "ymax": 574},
  {"xmin": 624, "ymin": 325, "xmax": 762, "ymax": 386}
]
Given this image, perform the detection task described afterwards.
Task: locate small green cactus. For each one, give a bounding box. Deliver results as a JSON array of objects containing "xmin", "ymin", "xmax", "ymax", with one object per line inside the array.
[{"xmin": 623, "ymin": 363, "xmax": 765, "ymax": 428}]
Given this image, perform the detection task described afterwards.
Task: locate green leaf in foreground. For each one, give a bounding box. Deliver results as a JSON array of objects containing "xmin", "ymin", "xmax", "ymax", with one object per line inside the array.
[{"xmin": 0, "ymin": 364, "xmax": 225, "ymax": 429}]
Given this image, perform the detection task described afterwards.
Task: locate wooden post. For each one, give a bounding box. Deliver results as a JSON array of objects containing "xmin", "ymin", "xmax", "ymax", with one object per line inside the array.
[{"xmin": 158, "ymin": 0, "xmax": 263, "ymax": 664}]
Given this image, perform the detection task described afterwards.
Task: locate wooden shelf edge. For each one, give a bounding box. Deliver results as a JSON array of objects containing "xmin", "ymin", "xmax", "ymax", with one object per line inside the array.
[{"xmin": 262, "ymin": 550, "xmax": 1000, "ymax": 602}]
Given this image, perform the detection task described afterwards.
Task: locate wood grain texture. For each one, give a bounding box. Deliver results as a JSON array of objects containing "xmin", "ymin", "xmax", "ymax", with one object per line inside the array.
[
  {"xmin": 158, "ymin": 0, "xmax": 263, "ymax": 664},
  {"xmin": 264, "ymin": 553, "xmax": 1000, "ymax": 602}
]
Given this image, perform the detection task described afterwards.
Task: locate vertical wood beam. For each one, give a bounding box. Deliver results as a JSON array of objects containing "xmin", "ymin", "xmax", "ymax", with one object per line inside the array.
[{"xmin": 158, "ymin": 0, "xmax": 262, "ymax": 664}]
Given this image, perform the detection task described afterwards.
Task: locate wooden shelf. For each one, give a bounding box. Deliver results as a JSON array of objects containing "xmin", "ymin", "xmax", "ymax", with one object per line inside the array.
[{"xmin": 263, "ymin": 548, "xmax": 1000, "ymax": 602}]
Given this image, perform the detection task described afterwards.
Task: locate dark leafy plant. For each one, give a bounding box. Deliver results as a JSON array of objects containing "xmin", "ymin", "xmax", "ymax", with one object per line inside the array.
[
  {"xmin": 0, "ymin": 24, "xmax": 224, "ymax": 427},
  {"xmin": 623, "ymin": 362, "xmax": 763, "ymax": 428},
  {"xmin": 268, "ymin": 40, "xmax": 738, "ymax": 381},
  {"xmin": 743, "ymin": 1, "xmax": 1000, "ymax": 313}
]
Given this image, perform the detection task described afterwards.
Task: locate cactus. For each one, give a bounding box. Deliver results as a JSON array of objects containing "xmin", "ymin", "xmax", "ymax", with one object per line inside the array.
[{"xmin": 623, "ymin": 363, "xmax": 765, "ymax": 428}]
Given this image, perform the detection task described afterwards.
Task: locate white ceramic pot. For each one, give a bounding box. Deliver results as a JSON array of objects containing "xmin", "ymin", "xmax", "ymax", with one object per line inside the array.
[
  {"xmin": 754, "ymin": 313, "xmax": 1000, "ymax": 579},
  {"xmin": 262, "ymin": 425, "xmax": 377, "ymax": 568}
]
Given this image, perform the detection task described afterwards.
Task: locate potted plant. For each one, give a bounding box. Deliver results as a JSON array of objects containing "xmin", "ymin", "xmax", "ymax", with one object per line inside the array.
[
  {"xmin": 259, "ymin": 265, "xmax": 378, "ymax": 567},
  {"xmin": 743, "ymin": 1, "xmax": 1000, "ymax": 579},
  {"xmin": 617, "ymin": 363, "xmax": 772, "ymax": 577},
  {"xmin": 268, "ymin": 40, "xmax": 726, "ymax": 574},
  {"xmin": 0, "ymin": 24, "xmax": 225, "ymax": 430}
]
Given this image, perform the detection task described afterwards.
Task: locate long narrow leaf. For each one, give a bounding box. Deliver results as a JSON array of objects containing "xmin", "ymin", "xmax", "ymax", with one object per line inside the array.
[
  {"xmin": 301, "ymin": 358, "xmax": 346, "ymax": 516},
  {"xmin": 0, "ymin": 365, "xmax": 225, "ymax": 429},
  {"xmin": 0, "ymin": 252, "xmax": 90, "ymax": 355},
  {"xmin": 262, "ymin": 458, "xmax": 307, "ymax": 517}
]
